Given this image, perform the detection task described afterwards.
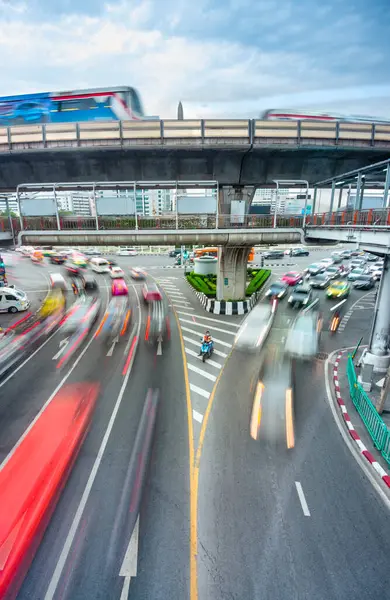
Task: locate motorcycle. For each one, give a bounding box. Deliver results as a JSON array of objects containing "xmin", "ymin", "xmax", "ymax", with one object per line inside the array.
[{"xmin": 200, "ymin": 339, "xmax": 214, "ymax": 362}]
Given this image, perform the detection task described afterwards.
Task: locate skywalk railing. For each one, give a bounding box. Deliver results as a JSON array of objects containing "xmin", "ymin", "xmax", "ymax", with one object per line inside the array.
[{"xmin": 0, "ymin": 119, "xmax": 389, "ymax": 152}]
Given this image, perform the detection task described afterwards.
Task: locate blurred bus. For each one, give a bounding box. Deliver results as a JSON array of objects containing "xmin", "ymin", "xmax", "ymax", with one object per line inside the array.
[
  {"xmin": 195, "ymin": 247, "xmax": 255, "ymax": 262},
  {"xmin": 0, "ymin": 86, "xmax": 144, "ymax": 126}
]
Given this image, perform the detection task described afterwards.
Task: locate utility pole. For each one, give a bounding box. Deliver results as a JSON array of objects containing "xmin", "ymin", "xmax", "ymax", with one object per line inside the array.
[{"xmin": 377, "ymin": 366, "xmax": 390, "ymax": 414}]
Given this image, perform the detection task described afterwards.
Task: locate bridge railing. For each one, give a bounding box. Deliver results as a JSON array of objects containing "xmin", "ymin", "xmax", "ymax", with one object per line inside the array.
[
  {"xmin": 3, "ymin": 209, "xmax": 390, "ymax": 236},
  {"xmin": 0, "ymin": 119, "xmax": 389, "ymax": 152},
  {"xmin": 305, "ymin": 208, "xmax": 390, "ymax": 227},
  {"xmin": 1, "ymin": 213, "xmax": 306, "ymax": 234}
]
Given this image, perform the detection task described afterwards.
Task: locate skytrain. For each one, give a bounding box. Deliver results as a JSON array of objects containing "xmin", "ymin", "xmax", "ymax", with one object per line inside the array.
[
  {"xmin": 261, "ymin": 108, "xmax": 390, "ymax": 124},
  {"xmin": 0, "ymin": 86, "xmax": 144, "ymax": 126}
]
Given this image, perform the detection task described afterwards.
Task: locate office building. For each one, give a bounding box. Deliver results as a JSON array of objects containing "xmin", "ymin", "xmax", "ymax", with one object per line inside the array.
[
  {"xmin": 253, "ymin": 187, "xmax": 289, "ymax": 214},
  {"xmin": 71, "ymin": 194, "xmax": 92, "ymax": 216}
]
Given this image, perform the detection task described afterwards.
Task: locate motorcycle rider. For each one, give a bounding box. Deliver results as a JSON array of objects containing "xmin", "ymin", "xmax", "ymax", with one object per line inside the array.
[{"xmin": 199, "ymin": 330, "xmax": 212, "ymax": 354}]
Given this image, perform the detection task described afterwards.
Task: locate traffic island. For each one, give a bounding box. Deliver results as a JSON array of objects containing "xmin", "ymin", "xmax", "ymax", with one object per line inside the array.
[{"xmin": 185, "ymin": 268, "xmax": 271, "ymax": 314}]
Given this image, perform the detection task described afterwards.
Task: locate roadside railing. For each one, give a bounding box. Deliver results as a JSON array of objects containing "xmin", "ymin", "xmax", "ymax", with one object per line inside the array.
[
  {"xmin": 0, "ymin": 119, "xmax": 389, "ymax": 153},
  {"xmin": 346, "ymin": 356, "xmax": 390, "ymax": 464}
]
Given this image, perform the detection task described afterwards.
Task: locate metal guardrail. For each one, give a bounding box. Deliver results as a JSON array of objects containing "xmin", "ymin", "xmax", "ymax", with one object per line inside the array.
[
  {"xmin": 0, "ymin": 213, "xmax": 305, "ymax": 234},
  {"xmin": 2, "ymin": 208, "xmax": 390, "ymax": 235},
  {"xmin": 346, "ymin": 356, "xmax": 390, "ymax": 464},
  {"xmin": 306, "ymin": 208, "xmax": 390, "ymax": 228},
  {"xmin": 0, "ymin": 119, "xmax": 389, "ymax": 152}
]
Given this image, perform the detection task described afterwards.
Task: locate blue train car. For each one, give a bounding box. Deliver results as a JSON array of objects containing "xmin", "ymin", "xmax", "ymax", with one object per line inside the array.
[{"xmin": 0, "ymin": 86, "xmax": 144, "ymax": 125}]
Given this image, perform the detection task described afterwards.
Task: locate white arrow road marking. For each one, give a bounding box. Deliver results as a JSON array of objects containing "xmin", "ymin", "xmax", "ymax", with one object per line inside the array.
[
  {"xmin": 106, "ymin": 336, "xmax": 119, "ymax": 357},
  {"xmin": 120, "ymin": 516, "xmax": 139, "ymax": 599},
  {"xmin": 156, "ymin": 333, "xmax": 163, "ymax": 356},
  {"xmin": 376, "ymin": 377, "xmax": 386, "ymax": 388},
  {"xmin": 52, "ymin": 337, "xmax": 69, "ymax": 360}
]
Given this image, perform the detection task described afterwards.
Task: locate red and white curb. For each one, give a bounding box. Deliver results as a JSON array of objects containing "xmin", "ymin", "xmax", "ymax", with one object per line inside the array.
[{"xmin": 333, "ymin": 351, "xmax": 390, "ymax": 489}]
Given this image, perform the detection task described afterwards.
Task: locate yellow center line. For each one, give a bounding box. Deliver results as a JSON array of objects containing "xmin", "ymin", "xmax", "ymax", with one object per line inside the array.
[{"xmin": 172, "ymin": 304, "xmax": 197, "ymax": 600}]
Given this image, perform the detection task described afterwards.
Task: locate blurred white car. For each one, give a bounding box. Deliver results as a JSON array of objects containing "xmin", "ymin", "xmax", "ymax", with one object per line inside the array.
[
  {"xmin": 285, "ymin": 311, "xmax": 320, "ymax": 360},
  {"xmin": 21, "ymin": 246, "xmax": 35, "ymax": 256},
  {"xmin": 110, "ymin": 266, "xmax": 125, "ymax": 279},
  {"xmin": 116, "ymin": 247, "xmax": 138, "ymax": 256},
  {"xmin": 235, "ymin": 304, "xmax": 273, "ymax": 351}
]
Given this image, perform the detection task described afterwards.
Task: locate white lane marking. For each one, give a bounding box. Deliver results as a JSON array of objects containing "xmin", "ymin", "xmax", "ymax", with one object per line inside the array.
[
  {"xmin": 187, "ymin": 363, "xmax": 217, "ymax": 382},
  {"xmin": 182, "ymin": 336, "xmax": 228, "ymax": 357},
  {"xmin": 119, "ymin": 516, "xmax": 139, "ymax": 598},
  {"xmin": 52, "ymin": 337, "xmax": 70, "ymax": 360},
  {"xmin": 160, "ymin": 285, "xmax": 177, "ymax": 290},
  {"xmin": 176, "ymin": 311, "xmax": 241, "ymax": 327},
  {"xmin": 173, "ymin": 303, "xmax": 194, "ymax": 309},
  {"xmin": 185, "ymin": 347, "xmax": 222, "ymax": 369},
  {"xmin": 106, "ymin": 336, "xmax": 119, "ymax": 357},
  {"xmin": 337, "ymin": 289, "xmax": 378, "ymax": 332},
  {"xmin": 179, "ymin": 318, "xmax": 236, "ymax": 336},
  {"xmin": 0, "ymin": 288, "xmax": 110, "ymax": 471},
  {"xmin": 190, "ymin": 384, "xmax": 210, "ymax": 399},
  {"xmin": 156, "ymin": 333, "xmax": 163, "ymax": 356},
  {"xmin": 44, "ymin": 288, "xmax": 142, "ymax": 600},
  {"xmin": 193, "ymin": 410, "xmax": 204, "ymax": 423},
  {"xmin": 295, "ymin": 482, "xmax": 311, "ymax": 516},
  {"xmin": 180, "ymin": 326, "xmax": 232, "ymax": 348}
]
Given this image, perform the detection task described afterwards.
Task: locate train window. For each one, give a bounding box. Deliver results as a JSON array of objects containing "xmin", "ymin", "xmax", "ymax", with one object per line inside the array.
[{"xmin": 60, "ymin": 98, "xmax": 97, "ymax": 112}]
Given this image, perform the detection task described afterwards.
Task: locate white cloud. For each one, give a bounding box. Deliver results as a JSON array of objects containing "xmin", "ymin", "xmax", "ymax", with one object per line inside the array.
[{"xmin": 0, "ymin": 0, "xmax": 387, "ymax": 119}]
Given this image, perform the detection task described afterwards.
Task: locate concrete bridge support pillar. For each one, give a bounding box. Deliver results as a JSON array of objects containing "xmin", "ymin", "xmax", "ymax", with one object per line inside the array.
[
  {"xmin": 218, "ymin": 186, "xmax": 256, "ymax": 225},
  {"xmin": 216, "ymin": 246, "xmax": 250, "ymax": 301},
  {"xmin": 360, "ymin": 256, "xmax": 390, "ymax": 389}
]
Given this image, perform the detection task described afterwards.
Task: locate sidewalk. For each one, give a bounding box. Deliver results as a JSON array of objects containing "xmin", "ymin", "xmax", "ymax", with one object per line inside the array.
[{"xmin": 331, "ymin": 349, "xmax": 390, "ymax": 488}]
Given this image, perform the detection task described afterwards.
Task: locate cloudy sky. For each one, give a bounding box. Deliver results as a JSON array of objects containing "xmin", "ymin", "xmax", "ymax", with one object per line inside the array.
[{"xmin": 0, "ymin": 0, "xmax": 389, "ymax": 118}]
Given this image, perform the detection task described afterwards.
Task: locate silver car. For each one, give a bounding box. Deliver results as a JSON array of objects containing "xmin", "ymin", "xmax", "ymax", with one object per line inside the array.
[
  {"xmin": 235, "ymin": 304, "xmax": 273, "ymax": 351},
  {"xmin": 285, "ymin": 312, "xmax": 320, "ymax": 360}
]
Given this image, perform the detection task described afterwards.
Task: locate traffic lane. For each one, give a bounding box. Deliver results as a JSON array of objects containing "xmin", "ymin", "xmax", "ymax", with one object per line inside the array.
[
  {"xmin": 19, "ymin": 290, "xmax": 191, "ymax": 600},
  {"xmin": 0, "ymin": 287, "xmax": 109, "ymax": 466},
  {"xmin": 17, "ymin": 291, "xmax": 142, "ymax": 599},
  {"xmin": 118, "ymin": 309, "xmax": 191, "ymax": 600},
  {"xmin": 286, "ymin": 358, "xmax": 390, "ymax": 599},
  {"xmin": 311, "ymin": 285, "xmax": 377, "ymax": 354},
  {"xmin": 197, "ymin": 347, "xmax": 298, "ymax": 600},
  {"xmin": 197, "ymin": 335, "xmax": 390, "ymax": 599}
]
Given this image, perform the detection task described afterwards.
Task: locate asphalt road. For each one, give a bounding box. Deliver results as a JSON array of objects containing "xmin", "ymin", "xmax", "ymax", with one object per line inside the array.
[
  {"xmin": 1, "ymin": 260, "xmax": 190, "ymax": 600},
  {"xmin": 2, "ymin": 247, "xmax": 389, "ymax": 600}
]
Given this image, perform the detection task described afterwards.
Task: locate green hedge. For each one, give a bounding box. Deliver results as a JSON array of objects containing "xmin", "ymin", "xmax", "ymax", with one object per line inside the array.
[
  {"xmin": 186, "ymin": 273, "xmax": 216, "ymax": 297},
  {"xmin": 186, "ymin": 269, "xmax": 271, "ymax": 299},
  {"xmin": 246, "ymin": 269, "xmax": 271, "ymax": 296}
]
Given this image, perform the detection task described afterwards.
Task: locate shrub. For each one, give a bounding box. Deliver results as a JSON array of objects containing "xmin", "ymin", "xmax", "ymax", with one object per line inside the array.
[
  {"xmin": 186, "ymin": 268, "xmax": 271, "ymax": 299},
  {"xmin": 246, "ymin": 269, "xmax": 271, "ymax": 296}
]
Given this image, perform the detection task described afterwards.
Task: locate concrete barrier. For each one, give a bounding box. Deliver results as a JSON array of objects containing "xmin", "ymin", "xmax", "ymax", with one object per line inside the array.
[{"xmin": 0, "ymin": 382, "xmax": 99, "ymax": 599}]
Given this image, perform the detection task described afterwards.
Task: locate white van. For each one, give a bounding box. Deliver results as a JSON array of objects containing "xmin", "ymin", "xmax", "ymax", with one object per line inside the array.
[
  {"xmin": 0, "ymin": 287, "xmax": 30, "ymax": 313},
  {"xmin": 90, "ymin": 258, "xmax": 110, "ymax": 273}
]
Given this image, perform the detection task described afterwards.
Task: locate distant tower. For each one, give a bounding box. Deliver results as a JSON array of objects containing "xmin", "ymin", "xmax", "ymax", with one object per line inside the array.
[{"xmin": 177, "ymin": 101, "xmax": 184, "ymax": 120}]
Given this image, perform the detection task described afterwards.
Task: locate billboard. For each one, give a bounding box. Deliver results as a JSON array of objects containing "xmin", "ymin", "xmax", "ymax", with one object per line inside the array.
[
  {"xmin": 96, "ymin": 195, "xmax": 135, "ymax": 216},
  {"xmin": 20, "ymin": 198, "xmax": 57, "ymax": 216},
  {"xmin": 177, "ymin": 195, "xmax": 217, "ymax": 214}
]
